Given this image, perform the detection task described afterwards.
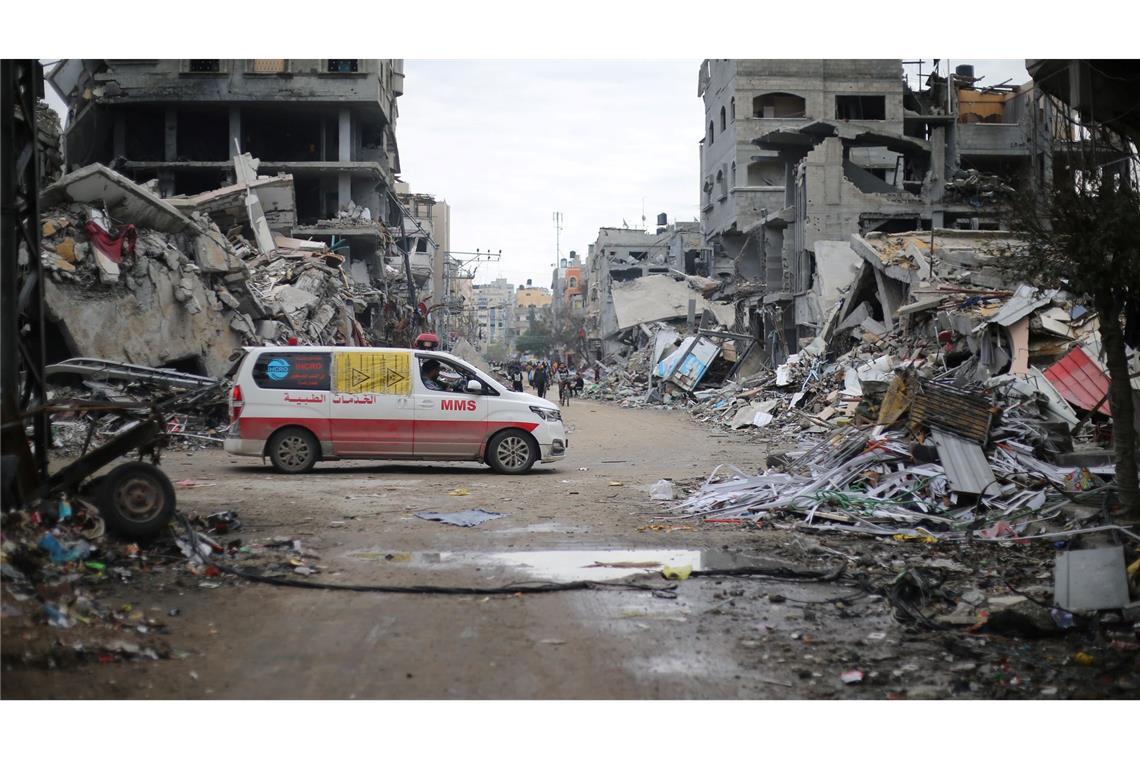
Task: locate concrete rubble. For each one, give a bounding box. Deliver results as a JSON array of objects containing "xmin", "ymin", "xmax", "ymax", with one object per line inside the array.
[
  {"xmin": 586, "ymin": 230, "xmax": 1138, "ymax": 604},
  {"xmin": 37, "ymin": 161, "xmax": 422, "ymax": 378}
]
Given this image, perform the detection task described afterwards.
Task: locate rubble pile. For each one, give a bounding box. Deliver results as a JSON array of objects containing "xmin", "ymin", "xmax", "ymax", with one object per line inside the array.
[
  {"xmin": 37, "ymin": 162, "xmax": 421, "ymax": 378},
  {"xmin": 44, "ymin": 359, "xmax": 230, "ymax": 453}
]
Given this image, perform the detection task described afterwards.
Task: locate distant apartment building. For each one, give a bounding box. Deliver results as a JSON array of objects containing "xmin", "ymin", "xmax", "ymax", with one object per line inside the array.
[
  {"xmin": 551, "ymin": 251, "xmax": 585, "ymax": 315},
  {"xmin": 513, "ymin": 281, "xmax": 552, "ymax": 337},
  {"xmin": 472, "ymin": 277, "xmax": 515, "ymax": 352}
]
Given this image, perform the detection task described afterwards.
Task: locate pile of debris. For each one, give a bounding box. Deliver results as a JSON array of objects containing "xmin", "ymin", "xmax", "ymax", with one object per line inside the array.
[
  {"xmin": 43, "ymin": 359, "xmax": 229, "ymax": 454},
  {"xmin": 36, "ymin": 159, "xmax": 421, "ymax": 379},
  {"xmin": 0, "ymin": 497, "xmax": 321, "ymax": 670}
]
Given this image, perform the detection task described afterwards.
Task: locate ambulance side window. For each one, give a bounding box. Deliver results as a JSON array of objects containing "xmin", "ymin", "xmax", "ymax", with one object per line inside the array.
[{"xmin": 251, "ymin": 352, "xmax": 331, "ymax": 390}]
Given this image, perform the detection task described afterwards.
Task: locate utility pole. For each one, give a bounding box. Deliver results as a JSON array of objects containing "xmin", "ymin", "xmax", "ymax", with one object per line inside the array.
[{"xmin": 552, "ymin": 211, "xmax": 564, "ymax": 332}]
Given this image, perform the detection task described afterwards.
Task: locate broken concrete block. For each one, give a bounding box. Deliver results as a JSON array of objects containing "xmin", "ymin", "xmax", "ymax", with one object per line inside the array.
[
  {"xmin": 256, "ymin": 320, "xmax": 282, "ymax": 341},
  {"xmin": 215, "ymin": 287, "xmax": 241, "ymax": 310},
  {"xmin": 271, "ymin": 285, "xmax": 318, "ymax": 315},
  {"xmin": 175, "ymin": 275, "xmax": 197, "ymax": 304},
  {"xmin": 193, "ymin": 232, "xmax": 231, "ymax": 273},
  {"xmin": 985, "ymin": 597, "xmax": 1060, "ymax": 637},
  {"xmin": 93, "ymin": 249, "xmax": 120, "ymax": 284},
  {"xmin": 55, "ymin": 237, "xmax": 76, "ymax": 262},
  {"xmin": 230, "ymin": 312, "xmax": 256, "ymax": 338}
]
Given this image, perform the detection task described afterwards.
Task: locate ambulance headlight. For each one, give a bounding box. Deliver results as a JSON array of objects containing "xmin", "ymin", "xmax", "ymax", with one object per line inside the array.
[{"xmin": 530, "ymin": 406, "xmax": 561, "ymax": 422}]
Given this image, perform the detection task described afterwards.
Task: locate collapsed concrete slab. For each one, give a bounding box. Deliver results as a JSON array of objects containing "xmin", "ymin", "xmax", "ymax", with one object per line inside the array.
[
  {"xmin": 44, "ymin": 260, "xmax": 242, "ymax": 377},
  {"xmin": 40, "ymin": 164, "xmax": 192, "ymax": 233},
  {"xmin": 610, "ymin": 275, "xmax": 735, "ymax": 334}
]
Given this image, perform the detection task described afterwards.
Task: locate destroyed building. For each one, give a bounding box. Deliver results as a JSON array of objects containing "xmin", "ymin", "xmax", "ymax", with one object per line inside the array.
[
  {"xmin": 697, "ymin": 59, "xmax": 1059, "ymax": 365},
  {"xmin": 33, "ymin": 59, "xmax": 443, "ymax": 376},
  {"xmin": 583, "ymin": 222, "xmax": 713, "ymax": 355},
  {"xmin": 393, "ymin": 181, "xmax": 450, "ymax": 312}
]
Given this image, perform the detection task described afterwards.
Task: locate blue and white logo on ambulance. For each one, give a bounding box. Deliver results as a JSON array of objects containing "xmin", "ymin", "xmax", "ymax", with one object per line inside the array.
[{"xmin": 267, "ymin": 358, "xmax": 290, "ymax": 381}]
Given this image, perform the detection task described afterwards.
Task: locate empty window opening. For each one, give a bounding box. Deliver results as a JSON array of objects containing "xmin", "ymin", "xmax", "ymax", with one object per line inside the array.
[
  {"xmin": 327, "ymin": 59, "xmax": 360, "ymax": 73},
  {"xmin": 568, "ymin": 276, "xmax": 578, "ymax": 288},
  {"xmin": 747, "ymin": 160, "xmax": 783, "ymax": 186},
  {"xmin": 243, "ymin": 108, "xmax": 326, "ymax": 162},
  {"xmin": 720, "ymin": 106, "xmax": 727, "ymax": 132},
  {"xmin": 730, "ymin": 97, "xmax": 736, "ymax": 121},
  {"xmin": 176, "ymin": 107, "xmax": 230, "ymax": 161},
  {"xmin": 753, "ymin": 93, "xmax": 805, "ymax": 118},
  {"xmin": 835, "ymin": 95, "xmax": 886, "ymax": 120},
  {"xmin": 708, "ymin": 121, "xmax": 715, "ymax": 145},
  {"xmin": 188, "ymin": 60, "xmax": 221, "ymax": 73}
]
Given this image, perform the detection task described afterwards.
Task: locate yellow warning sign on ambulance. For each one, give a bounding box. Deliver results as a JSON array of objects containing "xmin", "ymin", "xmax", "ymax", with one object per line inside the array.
[{"xmin": 333, "ymin": 351, "xmax": 411, "ymax": 395}]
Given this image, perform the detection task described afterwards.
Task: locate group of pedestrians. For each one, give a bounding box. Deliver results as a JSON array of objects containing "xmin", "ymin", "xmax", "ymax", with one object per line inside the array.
[{"xmin": 507, "ymin": 358, "xmax": 584, "ymax": 404}]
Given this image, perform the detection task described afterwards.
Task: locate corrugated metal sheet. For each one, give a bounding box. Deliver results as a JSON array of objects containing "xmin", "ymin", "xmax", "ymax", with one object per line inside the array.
[
  {"xmin": 932, "ymin": 431, "xmax": 999, "ymax": 496},
  {"xmin": 1042, "ymin": 345, "xmax": 1111, "ymax": 415},
  {"xmin": 989, "ymin": 284, "xmax": 1056, "ymax": 327},
  {"xmin": 909, "ymin": 381, "xmax": 993, "ymax": 443}
]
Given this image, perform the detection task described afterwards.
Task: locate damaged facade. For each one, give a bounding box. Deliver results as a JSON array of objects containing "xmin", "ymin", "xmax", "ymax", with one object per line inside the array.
[
  {"xmin": 698, "ymin": 59, "xmax": 1057, "ymax": 366},
  {"xmin": 584, "ymin": 221, "xmax": 713, "ymax": 356},
  {"xmin": 35, "ymin": 59, "xmax": 452, "ymax": 376}
]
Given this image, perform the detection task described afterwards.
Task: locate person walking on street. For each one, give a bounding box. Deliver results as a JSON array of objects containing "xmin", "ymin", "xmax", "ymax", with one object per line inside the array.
[{"xmin": 534, "ymin": 362, "xmax": 549, "ymax": 399}]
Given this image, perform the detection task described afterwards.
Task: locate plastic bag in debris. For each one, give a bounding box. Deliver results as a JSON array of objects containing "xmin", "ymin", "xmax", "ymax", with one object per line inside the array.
[
  {"xmin": 38, "ymin": 533, "xmax": 93, "ymax": 564},
  {"xmin": 649, "ymin": 480, "xmax": 675, "ymax": 501}
]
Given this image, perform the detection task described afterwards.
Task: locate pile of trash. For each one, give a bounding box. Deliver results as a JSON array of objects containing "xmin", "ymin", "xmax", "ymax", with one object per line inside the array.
[
  {"xmin": 0, "ymin": 496, "xmax": 319, "ymax": 669},
  {"xmin": 36, "ymin": 159, "xmax": 422, "ymax": 379}
]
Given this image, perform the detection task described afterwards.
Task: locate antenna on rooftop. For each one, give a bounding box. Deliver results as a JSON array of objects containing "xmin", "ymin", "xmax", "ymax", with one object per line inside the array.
[{"xmin": 553, "ymin": 211, "xmax": 563, "ymax": 267}]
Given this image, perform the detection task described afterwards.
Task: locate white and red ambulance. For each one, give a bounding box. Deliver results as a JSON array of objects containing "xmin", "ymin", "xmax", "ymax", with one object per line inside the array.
[{"xmin": 224, "ymin": 346, "xmax": 566, "ymax": 474}]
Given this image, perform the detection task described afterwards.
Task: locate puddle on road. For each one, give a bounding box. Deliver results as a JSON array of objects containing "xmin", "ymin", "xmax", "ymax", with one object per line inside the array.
[{"xmin": 343, "ymin": 547, "xmax": 767, "ymax": 583}]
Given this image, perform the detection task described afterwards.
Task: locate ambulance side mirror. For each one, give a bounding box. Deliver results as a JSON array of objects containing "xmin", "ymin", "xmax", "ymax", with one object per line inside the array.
[{"xmin": 465, "ymin": 379, "xmax": 483, "ymax": 394}]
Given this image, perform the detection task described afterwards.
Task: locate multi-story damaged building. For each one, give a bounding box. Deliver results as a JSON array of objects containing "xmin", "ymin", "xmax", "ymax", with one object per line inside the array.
[
  {"xmin": 48, "ymin": 59, "xmax": 404, "ymax": 267},
  {"xmin": 698, "ymin": 60, "xmax": 905, "ymax": 281},
  {"xmin": 584, "ymin": 221, "xmax": 711, "ymax": 354},
  {"xmin": 699, "ymin": 59, "xmax": 1057, "ymax": 364},
  {"xmin": 393, "ymin": 181, "xmax": 451, "ymax": 309}
]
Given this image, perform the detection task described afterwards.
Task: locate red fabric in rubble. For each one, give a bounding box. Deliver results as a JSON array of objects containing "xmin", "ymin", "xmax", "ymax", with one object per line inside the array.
[{"xmin": 83, "ymin": 221, "xmax": 137, "ymax": 263}]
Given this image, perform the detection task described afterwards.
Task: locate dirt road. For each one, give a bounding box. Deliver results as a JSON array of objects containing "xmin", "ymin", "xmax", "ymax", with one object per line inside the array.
[{"xmin": 4, "ymin": 400, "xmax": 1132, "ymax": 699}]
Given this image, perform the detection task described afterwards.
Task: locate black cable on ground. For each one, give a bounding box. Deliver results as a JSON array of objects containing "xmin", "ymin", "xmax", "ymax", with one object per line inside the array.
[{"xmin": 176, "ymin": 514, "xmax": 849, "ymax": 596}]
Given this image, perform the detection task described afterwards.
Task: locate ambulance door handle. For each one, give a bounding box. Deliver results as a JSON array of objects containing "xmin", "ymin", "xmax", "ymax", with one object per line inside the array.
[{"xmin": 417, "ymin": 399, "xmax": 435, "ymax": 409}]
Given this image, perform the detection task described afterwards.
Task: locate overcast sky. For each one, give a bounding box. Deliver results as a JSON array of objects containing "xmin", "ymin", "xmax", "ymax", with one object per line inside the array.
[
  {"xmin": 397, "ymin": 59, "xmax": 1030, "ymax": 287},
  {"xmin": 44, "ymin": 58, "xmax": 1031, "ymax": 289}
]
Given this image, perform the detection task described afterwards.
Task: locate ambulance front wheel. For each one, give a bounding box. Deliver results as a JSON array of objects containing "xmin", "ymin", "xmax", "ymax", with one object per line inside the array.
[
  {"xmin": 268, "ymin": 427, "xmax": 319, "ymax": 474},
  {"xmin": 486, "ymin": 430, "xmax": 538, "ymax": 474}
]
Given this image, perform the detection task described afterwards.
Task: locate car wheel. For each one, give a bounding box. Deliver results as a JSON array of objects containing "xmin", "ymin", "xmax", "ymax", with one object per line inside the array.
[
  {"xmin": 268, "ymin": 427, "xmax": 319, "ymax": 474},
  {"xmin": 96, "ymin": 461, "xmax": 176, "ymax": 540},
  {"xmin": 487, "ymin": 429, "xmax": 538, "ymax": 474}
]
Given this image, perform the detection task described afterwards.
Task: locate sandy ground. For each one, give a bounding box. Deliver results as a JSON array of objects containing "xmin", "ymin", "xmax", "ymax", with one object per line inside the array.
[{"xmin": 3, "ymin": 399, "xmax": 1135, "ymax": 699}]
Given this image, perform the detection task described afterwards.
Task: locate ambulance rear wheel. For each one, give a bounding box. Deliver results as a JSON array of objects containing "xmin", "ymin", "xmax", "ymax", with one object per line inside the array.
[
  {"xmin": 268, "ymin": 427, "xmax": 319, "ymax": 474},
  {"xmin": 487, "ymin": 430, "xmax": 537, "ymax": 474}
]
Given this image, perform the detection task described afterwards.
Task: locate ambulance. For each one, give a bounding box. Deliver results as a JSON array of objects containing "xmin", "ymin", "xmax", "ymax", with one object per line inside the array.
[{"xmin": 224, "ymin": 346, "xmax": 566, "ymax": 474}]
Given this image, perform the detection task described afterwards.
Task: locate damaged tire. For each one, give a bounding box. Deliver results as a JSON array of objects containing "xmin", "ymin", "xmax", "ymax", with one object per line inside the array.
[
  {"xmin": 97, "ymin": 461, "xmax": 176, "ymax": 540},
  {"xmin": 268, "ymin": 427, "xmax": 319, "ymax": 474},
  {"xmin": 486, "ymin": 429, "xmax": 538, "ymax": 474}
]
